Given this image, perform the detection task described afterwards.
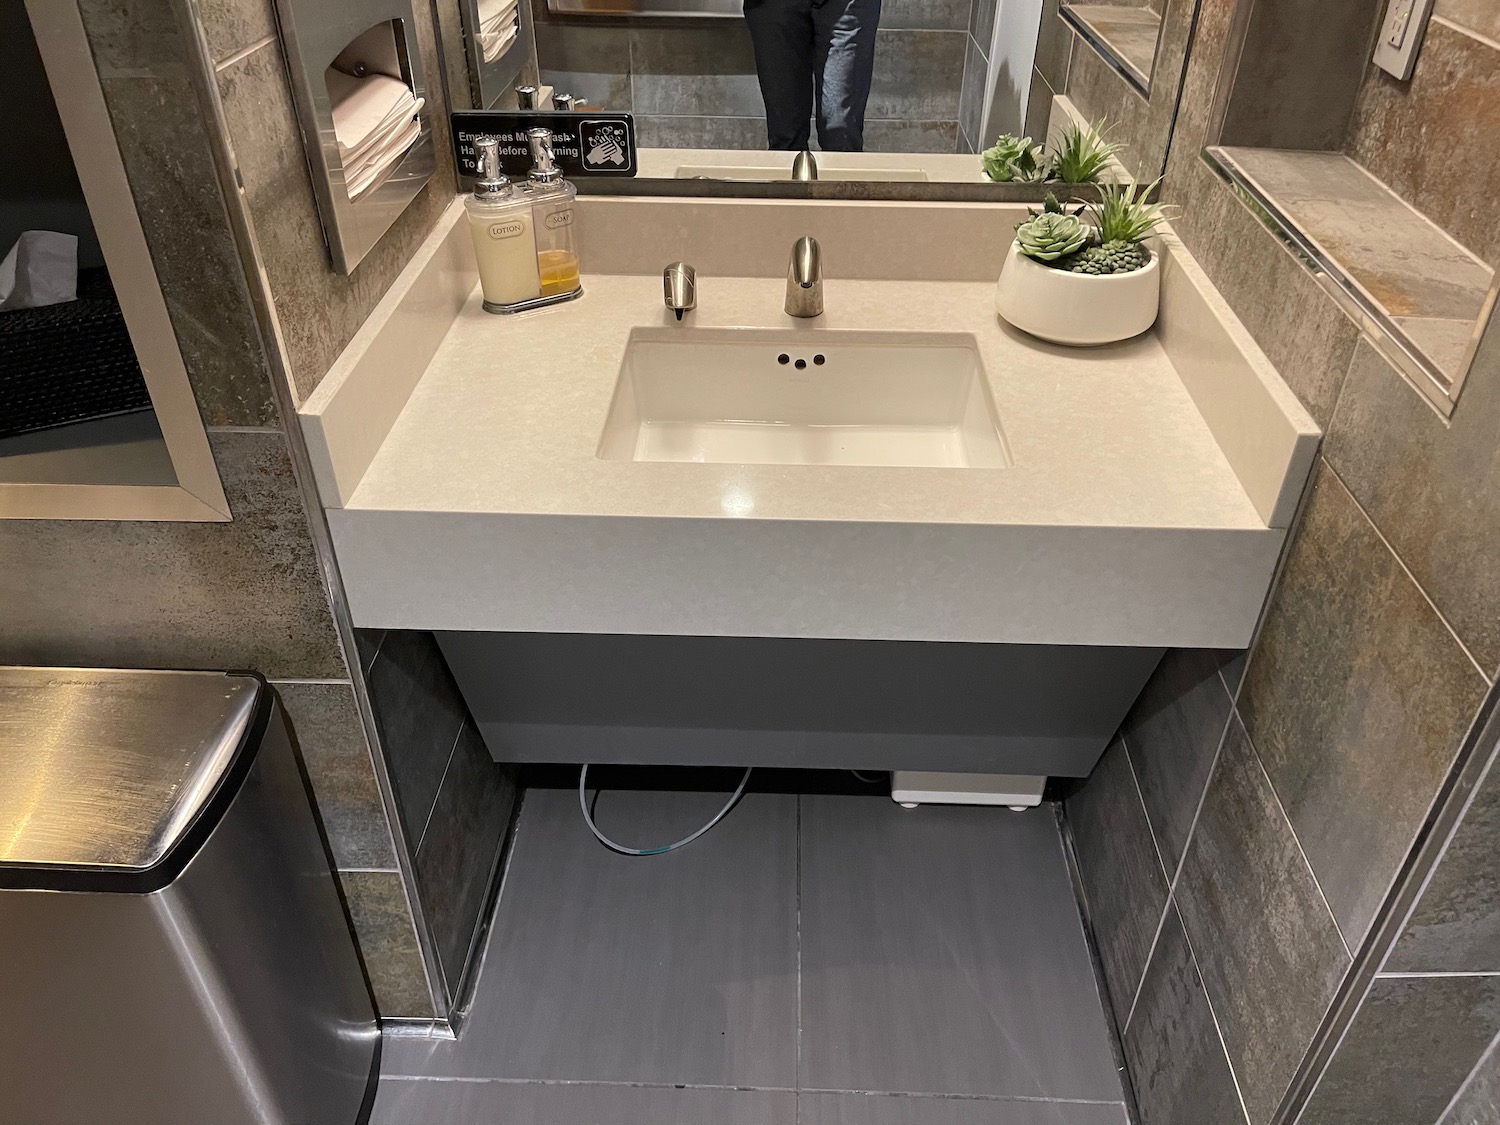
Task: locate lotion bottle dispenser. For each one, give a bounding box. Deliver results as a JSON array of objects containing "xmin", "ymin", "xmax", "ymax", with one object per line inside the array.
[
  {"xmin": 525, "ymin": 127, "xmax": 582, "ymax": 299},
  {"xmin": 466, "ymin": 136, "xmax": 541, "ymax": 313}
]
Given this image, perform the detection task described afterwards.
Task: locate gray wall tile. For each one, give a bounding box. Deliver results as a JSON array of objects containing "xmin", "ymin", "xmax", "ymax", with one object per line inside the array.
[
  {"xmin": 867, "ymin": 29, "xmax": 967, "ymax": 120},
  {"xmin": 1068, "ymin": 736, "xmax": 1169, "ymax": 1022},
  {"xmin": 958, "ymin": 36, "xmax": 987, "ymax": 152},
  {"xmin": 882, "ymin": 0, "xmax": 971, "ymax": 31},
  {"xmin": 1122, "ymin": 648, "xmax": 1234, "ymax": 874},
  {"xmin": 1175, "ymin": 714, "xmax": 1351, "ymax": 1124},
  {"xmin": 1033, "ymin": 0, "xmax": 1073, "ymax": 94},
  {"xmin": 276, "ymin": 681, "xmax": 397, "ymax": 869},
  {"xmin": 353, "ymin": 627, "xmax": 386, "ymax": 678},
  {"xmin": 1024, "ymin": 67, "xmax": 1056, "ymax": 143},
  {"xmin": 217, "ymin": 25, "xmax": 458, "ymax": 402},
  {"xmin": 0, "ymin": 431, "xmax": 346, "ymax": 678},
  {"xmin": 1300, "ymin": 976, "xmax": 1500, "ymax": 1125},
  {"xmin": 340, "ymin": 870, "xmax": 435, "ymax": 1018},
  {"xmin": 629, "ymin": 25, "xmax": 762, "ymax": 117},
  {"xmin": 1344, "ymin": 19, "xmax": 1500, "ymax": 266},
  {"xmin": 1325, "ymin": 332, "xmax": 1500, "ymax": 677},
  {"xmin": 864, "ymin": 118, "xmax": 961, "ymax": 152},
  {"xmin": 414, "ymin": 721, "xmax": 518, "ymax": 991},
  {"xmin": 537, "ymin": 23, "xmax": 633, "ymax": 110},
  {"xmin": 366, "ymin": 629, "xmax": 469, "ymax": 842},
  {"xmin": 636, "ymin": 114, "xmax": 770, "ymax": 150},
  {"xmin": 80, "ymin": 0, "xmax": 276, "ymax": 427},
  {"xmin": 1123, "ymin": 904, "xmax": 1247, "ymax": 1125},
  {"xmin": 1388, "ymin": 736, "xmax": 1500, "ymax": 973},
  {"xmin": 968, "ymin": 0, "xmax": 997, "ymax": 50},
  {"xmin": 1441, "ymin": 1030, "xmax": 1500, "ymax": 1125},
  {"xmin": 1239, "ymin": 467, "xmax": 1489, "ymax": 947},
  {"xmin": 198, "ymin": 0, "xmax": 277, "ymax": 64}
]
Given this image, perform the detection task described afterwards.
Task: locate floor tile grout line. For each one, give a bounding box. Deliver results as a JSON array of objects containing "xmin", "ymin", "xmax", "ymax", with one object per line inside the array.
[
  {"xmin": 379, "ymin": 1073, "xmax": 1129, "ymax": 1106},
  {"xmin": 1172, "ymin": 901, "xmax": 1255, "ymax": 1125}
]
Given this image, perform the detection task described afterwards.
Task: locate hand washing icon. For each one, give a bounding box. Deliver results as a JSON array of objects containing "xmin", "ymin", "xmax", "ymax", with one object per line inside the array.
[{"xmin": 580, "ymin": 121, "xmax": 629, "ymax": 170}]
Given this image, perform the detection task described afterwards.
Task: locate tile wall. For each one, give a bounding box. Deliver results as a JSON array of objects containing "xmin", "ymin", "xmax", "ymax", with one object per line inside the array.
[
  {"xmin": 531, "ymin": 0, "xmax": 1001, "ymax": 152},
  {"xmin": 2, "ymin": 0, "xmax": 515, "ymax": 1020},
  {"xmin": 1063, "ymin": 0, "xmax": 1500, "ymax": 1121}
]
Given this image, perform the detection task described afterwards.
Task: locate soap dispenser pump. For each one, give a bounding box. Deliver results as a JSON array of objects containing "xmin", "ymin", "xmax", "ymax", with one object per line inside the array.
[
  {"xmin": 525, "ymin": 127, "xmax": 582, "ymax": 301},
  {"xmin": 466, "ymin": 136, "xmax": 542, "ymax": 313}
]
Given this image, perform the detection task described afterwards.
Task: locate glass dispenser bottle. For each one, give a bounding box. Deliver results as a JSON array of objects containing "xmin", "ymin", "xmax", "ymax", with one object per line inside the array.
[
  {"xmin": 465, "ymin": 136, "xmax": 541, "ymax": 312},
  {"xmin": 525, "ymin": 127, "xmax": 582, "ymax": 300}
]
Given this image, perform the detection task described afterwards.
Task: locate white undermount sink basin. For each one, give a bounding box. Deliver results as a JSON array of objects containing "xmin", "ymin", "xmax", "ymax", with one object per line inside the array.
[{"xmin": 597, "ymin": 328, "xmax": 1010, "ymax": 468}]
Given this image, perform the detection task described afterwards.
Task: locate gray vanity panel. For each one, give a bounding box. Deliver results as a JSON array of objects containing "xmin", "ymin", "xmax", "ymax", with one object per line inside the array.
[{"xmin": 437, "ymin": 632, "xmax": 1164, "ymax": 776}]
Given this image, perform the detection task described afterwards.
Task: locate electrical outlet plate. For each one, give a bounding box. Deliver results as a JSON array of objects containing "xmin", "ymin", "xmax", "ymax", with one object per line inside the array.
[{"xmin": 1373, "ymin": 0, "xmax": 1436, "ymax": 80}]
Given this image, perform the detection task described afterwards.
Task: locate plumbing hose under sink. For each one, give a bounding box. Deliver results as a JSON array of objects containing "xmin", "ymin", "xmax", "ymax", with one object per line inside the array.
[{"xmin": 578, "ymin": 764, "xmax": 754, "ymax": 856}]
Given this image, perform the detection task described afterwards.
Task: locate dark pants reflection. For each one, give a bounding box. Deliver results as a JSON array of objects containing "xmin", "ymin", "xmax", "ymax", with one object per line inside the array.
[{"xmin": 743, "ymin": 0, "xmax": 881, "ymax": 152}]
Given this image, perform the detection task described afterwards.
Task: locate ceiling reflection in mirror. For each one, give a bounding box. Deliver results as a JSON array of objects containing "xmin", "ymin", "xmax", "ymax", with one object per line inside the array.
[{"xmin": 447, "ymin": 0, "xmax": 1204, "ymax": 189}]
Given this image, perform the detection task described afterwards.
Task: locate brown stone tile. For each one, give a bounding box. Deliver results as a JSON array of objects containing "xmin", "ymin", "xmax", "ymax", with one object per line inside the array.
[
  {"xmin": 1068, "ymin": 735, "xmax": 1170, "ymax": 1023},
  {"xmin": 1123, "ymin": 648, "xmax": 1235, "ymax": 874},
  {"xmin": 339, "ymin": 870, "xmax": 436, "ymax": 1018},
  {"xmin": 196, "ymin": 0, "xmax": 277, "ymax": 64},
  {"xmin": 867, "ymin": 29, "xmax": 968, "ymax": 121},
  {"xmin": 1441, "ymin": 1031, "xmax": 1500, "ymax": 1125},
  {"xmin": 863, "ymin": 118, "xmax": 961, "ymax": 153},
  {"xmin": 1387, "ymin": 734, "xmax": 1500, "ymax": 973},
  {"xmin": 415, "ymin": 722, "xmax": 517, "ymax": 993},
  {"xmin": 1346, "ymin": 17, "xmax": 1500, "ymax": 268},
  {"xmin": 1065, "ymin": 4, "xmax": 1161, "ymax": 85},
  {"xmin": 1299, "ymin": 976, "xmax": 1500, "ymax": 1125},
  {"xmin": 1436, "ymin": 0, "xmax": 1500, "ymax": 41},
  {"xmin": 0, "ymin": 431, "xmax": 347, "ymax": 679},
  {"xmin": 78, "ymin": 0, "xmax": 277, "ymax": 427},
  {"xmin": 275, "ymin": 681, "xmax": 397, "ymax": 870},
  {"xmin": 1215, "ymin": 0, "xmax": 1380, "ymax": 151},
  {"xmin": 1034, "ymin": 0, "xmax": 1075, "ymax": 91},
  {"xmin": 1239, "ymin": 465, "xmax": 1489, "ymax": 948},
  {"xmin": 628, "ymin": 25, "xmax": 761, "ymax": 118},
  {"xmin": 216, "ymin": 21, "xmax": 457, "ymax": 403},
  {"xmin": 1174, "ymin": 713, "xmax": 1351, "ymax": 1125},
  {"xmin": 1325, "ymin": 329, "xmax": 1500, "ymax": 674},
  {"xmin": 1123, "ymin": 904, "xmax": 1248, "ymax": 1125}
]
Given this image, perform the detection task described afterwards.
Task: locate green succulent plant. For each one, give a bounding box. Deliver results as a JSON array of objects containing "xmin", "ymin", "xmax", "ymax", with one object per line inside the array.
[
  {"xmin": 1015, "ymin": 212, "xmax": 1090, "ymax": 261},
  {"xmin": 982, "ymin": 134, "xmax": 1046, "ymax": 182},
  {"xmin": 1056, "ymin": 240, "xmax": 1151, "ymax": 274},
  {"xmin": 1090, "ymin": 178, "xmax": 1170, "ymax": 244},
  {"xmin": 1045, "ymin": 120, "xmax": 1120, "ymax": 184},
  {"xmin": 1025, "ymin": 191, "xmax": 1086, "ymax": 219}
]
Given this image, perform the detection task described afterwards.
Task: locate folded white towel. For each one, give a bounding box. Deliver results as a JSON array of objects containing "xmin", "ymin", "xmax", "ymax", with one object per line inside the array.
[
  {"xmin": 345, "ymin": 115, "xmax": 422, "ymax": 200},
  {"xmin": 478, "ymin": 19, "xmax": 518, "ymax": 62},
  {"xmin": 326, "ymin": 71, "xmax": 417, "ymax": 157},
  {"xmin": 341, "ymin": 95, "xmax": 424, "ymax": 167}
]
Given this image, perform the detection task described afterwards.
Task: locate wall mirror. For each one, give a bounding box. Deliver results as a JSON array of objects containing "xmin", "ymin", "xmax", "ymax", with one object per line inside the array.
[
  {"xmin": 442, "ymin": 0, "xmax": 1205, "ymax": 194},
  {"xmin": 1202, "ymin": 0, "xmax": 1496, "ymax": 417},
  {"xmin": 2, "ymin": 0, "xmax": 228, "ymax": 521}
]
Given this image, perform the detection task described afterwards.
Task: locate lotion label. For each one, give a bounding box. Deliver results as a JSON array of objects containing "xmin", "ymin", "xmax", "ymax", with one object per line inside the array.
[{"xmin": 488, "ymin": 219, "xmax": 527, "ymax": 241}]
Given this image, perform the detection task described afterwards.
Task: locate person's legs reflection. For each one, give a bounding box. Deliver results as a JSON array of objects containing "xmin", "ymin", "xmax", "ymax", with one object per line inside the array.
[
  {"xmin": 812, "ymin": 0, "xmax": 880, "ymax": 151},
  {"xmin": 744, "ymin": 0, "xmax": 816, "ymax": 150}
]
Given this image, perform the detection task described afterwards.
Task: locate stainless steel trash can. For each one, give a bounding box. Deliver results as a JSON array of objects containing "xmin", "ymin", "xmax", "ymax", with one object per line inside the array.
[{"xmin": 0, "ymin": 667, "xmax": 380, "ymax": 1125}]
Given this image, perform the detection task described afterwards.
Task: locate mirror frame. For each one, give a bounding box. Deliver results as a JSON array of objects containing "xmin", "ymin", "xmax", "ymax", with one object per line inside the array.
[{"xmin": 9, "ymin": 0, "xmax": 230, "ymax": 521}]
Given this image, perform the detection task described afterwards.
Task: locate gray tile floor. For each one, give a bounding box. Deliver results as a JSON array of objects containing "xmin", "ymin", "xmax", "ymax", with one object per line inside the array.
[{"xmin": 375, "ymin": 789, "xmax": 1127, "ymax": 1125}]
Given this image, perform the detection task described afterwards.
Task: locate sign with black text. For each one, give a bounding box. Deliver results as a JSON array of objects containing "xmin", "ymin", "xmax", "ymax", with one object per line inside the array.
[{"xmin": 451, "ymin": 111, "xmax": 637, "ymax": 179}]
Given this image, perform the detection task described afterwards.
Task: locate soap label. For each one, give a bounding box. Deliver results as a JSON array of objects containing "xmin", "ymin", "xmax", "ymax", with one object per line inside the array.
[
  {"xmin": 488, "ymin": 220, "xmax": 527, "ymax": 241},
  {"xmin": 544, "ymin": 210, "xmax": 574, "ymax": 230}
]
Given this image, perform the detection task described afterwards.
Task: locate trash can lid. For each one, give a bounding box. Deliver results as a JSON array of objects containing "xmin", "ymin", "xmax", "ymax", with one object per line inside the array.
[{"xmin": 0, "ymin": 668, "xmax": 264, "ymax": 885}]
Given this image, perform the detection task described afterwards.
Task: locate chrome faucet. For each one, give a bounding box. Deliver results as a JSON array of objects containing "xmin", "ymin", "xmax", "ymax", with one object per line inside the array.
[
  {"xmin": 785, "ymin": 237, "xmax": 823, "ymax": 318},
  {"xmin": 663, "ymin": 261, "xmax": 696, "ymax": 320},
  {"xmin": 791, "ymin": 150, "xmax": 818, "ymax": 181}
]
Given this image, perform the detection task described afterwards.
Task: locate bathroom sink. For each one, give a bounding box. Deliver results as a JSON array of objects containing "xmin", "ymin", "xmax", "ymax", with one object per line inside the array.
[
  {"xmin": 597, "ymin": 328, "xmax": 1009, "ymax": 468},
  {"xmin": 675, "ymin": 164, "xmax": 930, "ymax": 182}
]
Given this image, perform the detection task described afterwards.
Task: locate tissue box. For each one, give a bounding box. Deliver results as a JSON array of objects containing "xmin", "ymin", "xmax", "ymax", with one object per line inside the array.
[{"xmin": 0, "ymin": 268, "xmax": 153, "ymax": 440}]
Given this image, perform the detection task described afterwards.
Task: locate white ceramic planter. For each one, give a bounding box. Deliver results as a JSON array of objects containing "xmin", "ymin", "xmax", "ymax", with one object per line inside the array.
[{"xmin": 995, "ymin": 240, "xmax": 1160, "ymax": 346}]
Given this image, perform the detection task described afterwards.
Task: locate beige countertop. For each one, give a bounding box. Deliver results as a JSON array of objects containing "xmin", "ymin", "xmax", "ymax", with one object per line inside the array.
[{"xmin": 308, "ymin": 196, "xmax": 1317, "ymax": 646}]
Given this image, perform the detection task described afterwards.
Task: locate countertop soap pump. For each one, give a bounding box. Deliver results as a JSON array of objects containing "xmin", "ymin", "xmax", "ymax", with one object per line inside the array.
[
  {"xmin": 526, "ymin": 127, "xmax": 582, "ymax": 302},
  {"xmin": 466, "ymin": 136, "xmax": 541, "ymax": 314}
]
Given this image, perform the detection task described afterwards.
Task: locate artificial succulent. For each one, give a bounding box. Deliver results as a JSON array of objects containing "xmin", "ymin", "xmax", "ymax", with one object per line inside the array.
[
  {"xmin": 1015, "ymin": 212, "xmax": 1090, "ymax": 261},
  {"xmin": 1045, "ymin": 121, "xmax": 1120, "ymax": 185},
  {"xmin": 982, "ymin": 134, "xmax": 1046, "ymax": 183}
]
